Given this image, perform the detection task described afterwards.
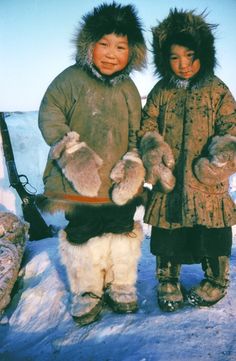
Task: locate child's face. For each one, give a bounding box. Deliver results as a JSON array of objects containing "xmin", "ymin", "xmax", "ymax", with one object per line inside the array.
[
  {"xmin": 92, "ymin": 33, "xmax": 129, "ymax": 76},
  {"xmin": 169, "ymin": 44, "xmax": 201, "ymax": 80}
]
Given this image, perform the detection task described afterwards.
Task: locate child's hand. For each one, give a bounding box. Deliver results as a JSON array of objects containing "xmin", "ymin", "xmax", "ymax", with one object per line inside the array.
[
  {"xmin": 50, "ymin": 132, "xmax": 103, "ymax": 197},
  {"xmin": 140, "ymin": 131, "xmax": 176, "ymax": 193},
  {"xmin": 110, "ymin": 150, "xmax": 145, "ymax": 205},
  {"xmin": 194, "ymin": 157, "xmax": 230, "ymax": 185},
  {"xmin": 194, "ymin": 135, "xmax": 236, "ymax": 186},
  {"xmin": 209, "ymin": 134, "xmax": 236, "ymax": 166}
]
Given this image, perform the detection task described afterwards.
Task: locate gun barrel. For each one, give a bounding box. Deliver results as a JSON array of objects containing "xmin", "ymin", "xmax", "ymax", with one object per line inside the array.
[{"xmin": 0, "ymin": 112, "xmax": 54, "ymax": 241}]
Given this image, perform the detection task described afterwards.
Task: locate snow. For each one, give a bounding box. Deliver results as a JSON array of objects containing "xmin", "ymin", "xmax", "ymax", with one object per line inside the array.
[{"xmin": 0, "ymin": 112, "xmax": 236, "ymax": 361}]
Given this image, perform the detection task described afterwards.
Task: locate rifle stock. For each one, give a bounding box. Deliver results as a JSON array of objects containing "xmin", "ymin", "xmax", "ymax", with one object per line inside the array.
[{"xmin": 0, "ymin": 112, "xmax": 54, "ymax": 240}]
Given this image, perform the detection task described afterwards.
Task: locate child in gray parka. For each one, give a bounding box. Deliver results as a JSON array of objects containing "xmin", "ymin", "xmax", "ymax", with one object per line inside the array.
[{"xmin": 38, "ymin": 2, "xmax": 147, "ymax": 325}]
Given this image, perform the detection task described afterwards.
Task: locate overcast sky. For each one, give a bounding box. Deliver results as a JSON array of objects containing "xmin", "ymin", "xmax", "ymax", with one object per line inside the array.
[{"xmin": 1, "ymin": 0, "xmax": 236, "ymax": 111}]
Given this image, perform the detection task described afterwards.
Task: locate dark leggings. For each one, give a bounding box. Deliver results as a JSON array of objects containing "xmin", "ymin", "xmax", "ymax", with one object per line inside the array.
[{"xmin": 151, "ymin": 225, "xmax": 232, "ymax": 264}]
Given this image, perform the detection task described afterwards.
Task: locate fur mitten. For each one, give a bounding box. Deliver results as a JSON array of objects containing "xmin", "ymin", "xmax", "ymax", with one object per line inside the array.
[
  {"xmin": 110, "ymin": 150, "xmax": 145, "ymax": 205},
  {"xmin": 50, "ymin": 131, "xmax": 103, "ymax": 197},
  {"xmin": 0, "ymin": 212, "xmax": 28, "ymax": 313},
  {"xmin": 140, "ymin": 131, "xmax": 176, "ymax": 193},
  {"xmin": 194, "ymin": 135, "xmax": 236, "ymax": 185}
]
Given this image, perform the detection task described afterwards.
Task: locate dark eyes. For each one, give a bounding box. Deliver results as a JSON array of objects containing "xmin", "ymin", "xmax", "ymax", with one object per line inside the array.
[
  {"xmin": 187, "ymin": 52, "xmax": 195, "ymax": 58},
  {"xmin": 170, "ymin": 52, "xmax": 195, "ymax": 60},
  {"xmin": 99, "ymin": 42, "xmax": 108, "ymax": 47},
  {"xmin": 98, "ymin": 42, "xmax": 127, "ymax": 51}
]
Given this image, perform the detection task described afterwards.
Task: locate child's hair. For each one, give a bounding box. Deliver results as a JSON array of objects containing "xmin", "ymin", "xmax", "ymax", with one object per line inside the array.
[{"xmin": 81, "ymin": 2, "xmax": 144, "ymax": 45}]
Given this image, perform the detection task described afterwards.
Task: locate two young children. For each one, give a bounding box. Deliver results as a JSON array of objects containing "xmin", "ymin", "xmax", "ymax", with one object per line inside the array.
[{"xmin": 38, "ymin": 3, "xmax": 236, "ymax": 325}]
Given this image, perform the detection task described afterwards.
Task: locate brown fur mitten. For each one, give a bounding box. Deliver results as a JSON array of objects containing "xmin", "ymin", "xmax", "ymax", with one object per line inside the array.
[
  {"xmin": 140, "ymin": 131, "xmax": 176, "ymax": 193},
  {"xmin": 209, "ymin": 135, "xmax": 236, "ymax": 166},
  {"xmin": 194, "ymin": 135, "xmax": 236, "ymax": 186},
  {"xmin": 0, "ymin": 212, "xmax": 28, "ymax": 313},
  {"xmin": 110, "ymin": 150, "xmax": 145, "ymax": 205},
  {"xmin": 50, "ymin": 132, "xmax": 103, "ymax": 197}
]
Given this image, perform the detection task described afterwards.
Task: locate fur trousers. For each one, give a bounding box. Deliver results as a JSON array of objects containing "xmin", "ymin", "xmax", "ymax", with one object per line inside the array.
[{"xmin": 59, "ymin": 221, "xmax": 143, "ymax": 297}]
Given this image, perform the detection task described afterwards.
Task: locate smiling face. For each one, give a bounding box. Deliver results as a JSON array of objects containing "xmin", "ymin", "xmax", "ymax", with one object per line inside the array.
[
  {"xmin": 92, "ymin": 33, "xmax": 130, "ymax": 76},
  {"xmin": 169, "ymin": 44, "xmax": 201, "ymax": 80}
]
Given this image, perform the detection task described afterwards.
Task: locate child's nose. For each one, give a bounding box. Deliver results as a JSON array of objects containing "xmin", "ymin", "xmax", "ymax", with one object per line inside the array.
[
  {"xmin": 180, "ymin": 57, "xmax": 191, "ymax": 68},
  {"xmin": 105, "ymin": 47, "xmax": 116, "ymax": 58}
]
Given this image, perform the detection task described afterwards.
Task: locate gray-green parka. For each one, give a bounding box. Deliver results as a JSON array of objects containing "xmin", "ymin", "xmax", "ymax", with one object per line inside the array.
[
  {"xmin": 39, "ymin": 65, "xmax": 142, "ymax": 201},
  {"xmin": 38, "ymin": 3, "xmax": 146, "ymax": 212}
]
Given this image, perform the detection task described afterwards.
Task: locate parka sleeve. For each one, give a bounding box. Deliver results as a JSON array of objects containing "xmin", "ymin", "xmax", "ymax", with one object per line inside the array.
[
  {"xmin": 138, "ymin": 83, "xmax": 161, "ymax": 139},
  {"xmin": 214, "ymin": 80, "xmax": 236, "ymax": 136},
  {"xmin": 125, "ymin": 80, "xmax": 143, "ymax": 150},
  {"xmin": 38, "ymin": 70, "xmax": 73, "ymax": 146}
]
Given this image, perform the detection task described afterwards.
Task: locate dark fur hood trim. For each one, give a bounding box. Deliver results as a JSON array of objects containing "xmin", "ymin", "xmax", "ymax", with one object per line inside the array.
[
  {"xmin": 73, "ymin": 2, "xmax": 146, "ymax": 83},
  {"xmin": 152, "ymin": 8, "xmax": 217, "ymax": 82}
]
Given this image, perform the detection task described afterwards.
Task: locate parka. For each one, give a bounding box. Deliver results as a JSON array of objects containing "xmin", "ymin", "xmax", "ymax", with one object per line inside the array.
[
  {"xmin": 39, "ymin": 66, "xmax": 142, "ymax": 201},
  {"xmin": 38, "ymin": 3, "xmax": 146, "ymax": 212},
  {"xmin": 139, "ymin": 9, "xmax": 236, "ymax": 229}
]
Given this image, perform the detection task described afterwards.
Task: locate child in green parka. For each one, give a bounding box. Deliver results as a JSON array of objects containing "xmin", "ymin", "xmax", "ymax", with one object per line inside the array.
[
  {"xmin": 38, "ymin": 2, "xmax": 147, "ymax": 326},
  {"xmin": 139, "ymin": 8, "xmax": 236, "ymax": 312}
]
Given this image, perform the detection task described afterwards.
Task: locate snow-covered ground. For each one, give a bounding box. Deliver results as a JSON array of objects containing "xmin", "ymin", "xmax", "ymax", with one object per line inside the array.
[{"xmin": 0, "ymin": 112, "xmax": 236, "ymax": 361}]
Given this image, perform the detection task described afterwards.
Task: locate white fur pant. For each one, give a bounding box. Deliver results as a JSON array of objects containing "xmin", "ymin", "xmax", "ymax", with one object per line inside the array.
[{"xmin": 59, "ymin": 221, "xmax": 143, "ymax": 297}]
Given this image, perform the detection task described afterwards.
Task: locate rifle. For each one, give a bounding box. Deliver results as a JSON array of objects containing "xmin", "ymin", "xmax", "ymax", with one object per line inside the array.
[{"xmin": 0, "ymin": 112, "xmax": 54, "ymax": 240}]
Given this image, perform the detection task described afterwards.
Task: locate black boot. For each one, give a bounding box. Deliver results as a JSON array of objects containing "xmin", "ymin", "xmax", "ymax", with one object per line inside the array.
[
  {"xmin": 188, "ymin": 256, "xmax": 230, "ymax": 307},
  {"xmin": 156, "ymin": 257, "xmax": 184, "ymax": 312}
]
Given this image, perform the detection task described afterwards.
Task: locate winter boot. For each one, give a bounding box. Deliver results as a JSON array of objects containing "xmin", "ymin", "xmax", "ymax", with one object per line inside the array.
[
  {"xmin": 156, "ymin": 257, "xmax": 184, "ymax": 312},
  {"xmin": 105, "ymin": 221, "xmax": 143, "ymax": 313},
  {"xmin": 59, "ymin": 230, "xmax": 111, "ymax": 325},
  {"xmin": 70, "ymin": 292, "xmax": 103, "ymax": 326},
  {"xmin": 188, "ymin": 256, "xmax": 230, "ymax": 307}
]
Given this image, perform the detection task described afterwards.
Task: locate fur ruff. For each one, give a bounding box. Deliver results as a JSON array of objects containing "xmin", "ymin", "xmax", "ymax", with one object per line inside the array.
[
  {"xmin": 73, "ymin": 2, "xmax": 146, "ymax": 78},
  {"xmin": 110, "ymin": 150, "xmax": 145, "ymax": 205},
  {"xmin": 59, "ymin": 221, "xmax": 143, "ymax": 297},
  {"xmin": 152, "ymin": 8, "xmax": 217, "ymax": 81}
]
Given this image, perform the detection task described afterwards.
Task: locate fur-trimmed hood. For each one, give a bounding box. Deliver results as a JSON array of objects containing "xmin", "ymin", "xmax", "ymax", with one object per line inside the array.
[
  {"xmin": 152, "ymin": 8, "xmax": 217, "ymax": 84},
  {"xmin": 73, "ymin": 2, "xmax": 147, "ymax": 84}
]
